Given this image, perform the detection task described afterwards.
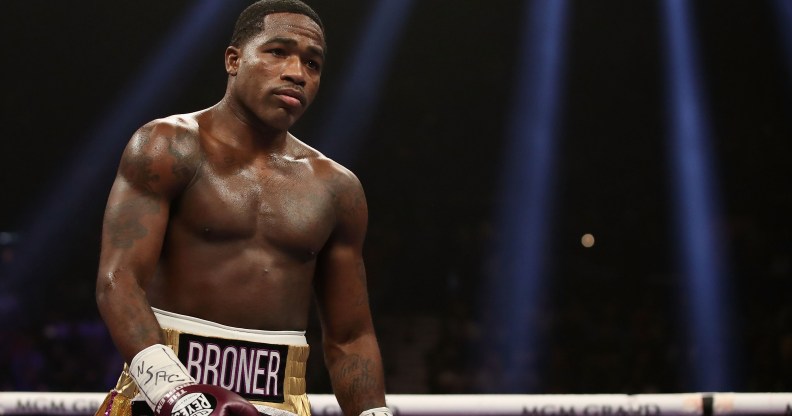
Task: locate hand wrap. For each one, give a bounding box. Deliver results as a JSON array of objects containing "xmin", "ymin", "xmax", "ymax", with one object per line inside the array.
[
  {"xmin": 129, "ymin": 344, "xmax": 194, "ymax": 410},
  {"xmin": 359, "ymin": 407, "xmax": 393, "ymax": 416},
  {"xmin": 129, "ymin": 344, "xmax": 258, "ymax": 416}
]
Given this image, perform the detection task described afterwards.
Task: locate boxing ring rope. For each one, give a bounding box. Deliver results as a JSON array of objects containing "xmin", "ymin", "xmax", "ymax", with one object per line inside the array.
[{"xmin": 1, "ymin": 392, "xmax": 791, "ymax": 415}]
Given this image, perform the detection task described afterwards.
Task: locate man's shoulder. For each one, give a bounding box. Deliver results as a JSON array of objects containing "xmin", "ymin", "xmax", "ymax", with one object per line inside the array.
[
  {"xmin": 288, "ymin": 138, "xmax": 368, "ymax": 225},
  {"xmin": 121, "ymin": 113, "xmax": 203, "ymax": 192},
  {"xmin": 138, "ymin": 112, "xmax": 202, "ymax": 140},
  {"xmin": 289, "ymin": 135, "xmax": 362, "ymax": 189},
  {"xmin": 127, "ymin": 113, "xmax": 204, "ymax": 164}
]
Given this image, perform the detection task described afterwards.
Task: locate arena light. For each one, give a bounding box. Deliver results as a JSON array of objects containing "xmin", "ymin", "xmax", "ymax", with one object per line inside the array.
[
  {"xmin": 0, "ymin": 0, "xmax": 243, "ymax": 319},
  {"xmin": 479, "ymin": 0, "xmax": 569, "ymax": 392},
  {"xmin": 313, "ymin": 0, "xmax": 415, "ymax": 166},
  {"xmin": 773, "ymin": 0, "xmax": 792, "ymax": 77},
  {"xmin": 661, "ymin": 0, "xmax": 734, "ymax": 391}
]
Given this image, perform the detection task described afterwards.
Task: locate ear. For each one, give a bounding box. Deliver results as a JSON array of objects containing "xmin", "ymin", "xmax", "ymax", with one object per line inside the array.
[{"xmin": 225, "ymin": 46, "xmax": 241, "ymax": 75}]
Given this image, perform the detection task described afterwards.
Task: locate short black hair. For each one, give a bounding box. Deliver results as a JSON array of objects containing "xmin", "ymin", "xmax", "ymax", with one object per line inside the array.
[{"xmin": 230, "ymin": 0, "xmax": 324, "ymax": 48}]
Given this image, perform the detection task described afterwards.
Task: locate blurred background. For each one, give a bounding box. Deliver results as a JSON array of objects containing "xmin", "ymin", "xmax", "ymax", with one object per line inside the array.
[{"xmin": 1, "ymin": 0, "xmax": 790, "ymax": 395}]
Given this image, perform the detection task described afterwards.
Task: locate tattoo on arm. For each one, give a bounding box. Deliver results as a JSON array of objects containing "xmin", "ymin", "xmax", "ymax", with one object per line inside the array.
[
  {"xmin": 337, "ymin": 354, "xmax": 377, "ymax": 399},
  {"xmin": 120, "ymin": 153, "xmax": 160, "ymax": 195},
  {"xmin": 107, "ymin": 131, "xmax": 191, "ymax": 249},
  {"xmin": 107, "ymin": 198, "xmax": 160, "ymax": 248}
]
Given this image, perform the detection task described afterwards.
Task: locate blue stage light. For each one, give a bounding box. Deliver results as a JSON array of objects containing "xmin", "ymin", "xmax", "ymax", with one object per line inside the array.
[
  {"xmin": 661, "ymin": 0, "xmax": 734, "ymax": 391},
  {"xmin": 480, "ymin": 0, "xmax": 569, "ymax": 393},
  {"xmin": 0, "ymin": 0, "xmax": 243, "ymax": 315},
  {"xmin": 313, "ymin": 0, "xmax": 415, "ymax": 167}
]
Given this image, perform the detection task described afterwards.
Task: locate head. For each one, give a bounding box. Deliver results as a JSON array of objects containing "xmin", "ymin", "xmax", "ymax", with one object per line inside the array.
[
  {"xmin": 225, "ymin": 0, "xmax": 326, "ymax": 132},
  {"xmin": 230, "ymin": 0, "xmax": 324, "ymax": 50}
]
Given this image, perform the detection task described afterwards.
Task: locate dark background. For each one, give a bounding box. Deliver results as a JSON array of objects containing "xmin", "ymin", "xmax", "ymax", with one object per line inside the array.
[{"xmin": 1, "ymin": 0, "xmax": 790, "ymax": 394}]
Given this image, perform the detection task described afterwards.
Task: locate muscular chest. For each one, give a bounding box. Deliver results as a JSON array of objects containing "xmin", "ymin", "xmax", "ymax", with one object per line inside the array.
[{"xmin": 176, "ymin": 162, "xmax": 336, "ymax": 253}]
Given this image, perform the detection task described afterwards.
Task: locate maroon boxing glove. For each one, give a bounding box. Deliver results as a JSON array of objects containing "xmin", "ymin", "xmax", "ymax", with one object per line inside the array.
[{"xmin": 155, "ymin": 384, "xmax": 259, "ymax": 416}]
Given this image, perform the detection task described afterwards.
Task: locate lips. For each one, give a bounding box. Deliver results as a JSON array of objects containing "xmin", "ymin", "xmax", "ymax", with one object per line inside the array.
[{"xmin": 272, "ymin": 86, "xmax": 306, "ymax": 108}]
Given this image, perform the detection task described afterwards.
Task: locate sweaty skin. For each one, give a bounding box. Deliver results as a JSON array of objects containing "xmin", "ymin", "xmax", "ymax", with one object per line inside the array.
[{"xmin": 96, "ymin": 13, "xmax": 386, "ymax": 415}]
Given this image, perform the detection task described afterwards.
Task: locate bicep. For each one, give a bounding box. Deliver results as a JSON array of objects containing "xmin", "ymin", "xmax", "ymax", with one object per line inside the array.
[
  {"xmin": 314, "ymin": 172, "xmax": 373, "ymax": 342},
  {"xmin": 99, "ymin": 175, "xmax": 170, "ymax": 286},
  {"xmin": 315, "ymin": 242, "xmax": 371, "ymax": 338},
  {"xmin": 98, "ymin": 124, "xmax": 188, "ymax": 286}
]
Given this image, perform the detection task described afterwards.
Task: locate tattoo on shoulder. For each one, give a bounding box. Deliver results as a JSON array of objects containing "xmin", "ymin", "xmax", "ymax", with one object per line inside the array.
[
  {"xmin": 168, "ymin": 133, "xmax": 199, "ymax": 182},
  {"xmin": 351, "ymin": 186, "xmax": 366, "ymax": 213},
  {"xmin": 106, "ymin": 198, "xmax": 160, "ymax": 248},
  {"xmin": 326, "ymin": 170, "xmax": 366, "ymax": 212},
  {"xmin": 120, "ymin": 152, "xmax": 160, "ymax": 195}
]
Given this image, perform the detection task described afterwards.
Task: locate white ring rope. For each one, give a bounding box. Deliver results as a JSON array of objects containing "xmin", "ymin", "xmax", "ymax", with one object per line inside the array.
[{"xmin": 0, "ymin": 392, "xmax": 790, "ymax": 415}]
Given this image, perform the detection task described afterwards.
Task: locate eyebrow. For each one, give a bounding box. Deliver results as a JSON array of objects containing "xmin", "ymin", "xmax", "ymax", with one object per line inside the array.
[{"xmin": 264, "ymin": 37, "xmax": 325, "ymax": 60}]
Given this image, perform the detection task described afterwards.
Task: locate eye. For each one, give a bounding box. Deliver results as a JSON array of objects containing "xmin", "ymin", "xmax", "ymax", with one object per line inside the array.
[
  {"xmin": 268, "ymin": 48, "xmax": 287, "ymax": 57},
  {"xmin": 305, "ymin": 60, "xmax": 322, "ymax": 71}
]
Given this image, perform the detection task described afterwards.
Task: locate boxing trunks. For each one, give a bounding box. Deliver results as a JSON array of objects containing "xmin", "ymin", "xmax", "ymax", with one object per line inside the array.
[{"xmin": 96, "ymin": 308, "xmax": 311, "ymax": 416}]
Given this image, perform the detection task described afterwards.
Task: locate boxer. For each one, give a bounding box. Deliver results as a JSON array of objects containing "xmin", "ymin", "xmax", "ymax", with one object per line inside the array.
[{"xmin": 94, "ymin": 1, "xmax": 391, "ymax": 415}]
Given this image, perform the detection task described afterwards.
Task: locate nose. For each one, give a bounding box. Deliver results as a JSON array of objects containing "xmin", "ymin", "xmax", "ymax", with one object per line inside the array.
[{"xmin": 280, "ymin": 55, "xmax": 306, "ymax": 86}]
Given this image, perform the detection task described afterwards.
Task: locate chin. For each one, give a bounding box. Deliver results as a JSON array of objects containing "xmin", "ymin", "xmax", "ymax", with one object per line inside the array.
[
  {"xmin": 269, "ymin": 110, "xmax": 303, "ymax": 130},
  {"xmin": 251, "ymin": 110, "xmax": 293, "ymax": 131},
  {"xmin": 270, "ymin": 116, "xmax": 299, "ymax": 132}
]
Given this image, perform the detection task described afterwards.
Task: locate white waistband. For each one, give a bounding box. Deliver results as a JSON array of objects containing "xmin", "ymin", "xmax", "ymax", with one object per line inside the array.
[{"xmin": 152, "ymin": 307, "xmax": 307, "ymax": 346}]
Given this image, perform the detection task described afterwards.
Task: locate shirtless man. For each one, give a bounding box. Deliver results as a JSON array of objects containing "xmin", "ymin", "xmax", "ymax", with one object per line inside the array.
[{"xmin": 94, "ymin": 1, "xmax": 389, "ymax": 415}]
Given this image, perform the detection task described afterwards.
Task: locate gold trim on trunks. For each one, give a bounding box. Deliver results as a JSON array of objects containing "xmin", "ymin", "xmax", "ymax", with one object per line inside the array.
[{"xmin": 95, "ymin": 322, "xmax": 311, "ymax": 416}]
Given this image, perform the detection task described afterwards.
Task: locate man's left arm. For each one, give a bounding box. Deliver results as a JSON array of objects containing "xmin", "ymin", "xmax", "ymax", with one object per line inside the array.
[{"xmin": 314, "ymin": 168, "xmax": 389, "ymax": 416}]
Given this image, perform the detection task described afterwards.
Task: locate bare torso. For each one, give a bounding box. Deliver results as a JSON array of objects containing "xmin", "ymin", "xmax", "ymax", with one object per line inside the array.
[
  {"xmin": 145, "ymin": 110, "xmax": 342, "ymax": 330},
  {"xmin": 96, "ymin": 12, "xmax": 387, "ymax": 413}
]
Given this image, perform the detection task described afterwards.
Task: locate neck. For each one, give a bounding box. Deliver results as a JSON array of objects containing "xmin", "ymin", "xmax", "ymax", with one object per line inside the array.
[{"xmin": 207, "ymin": 98, "xmax": 291, "ymax": 154}]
